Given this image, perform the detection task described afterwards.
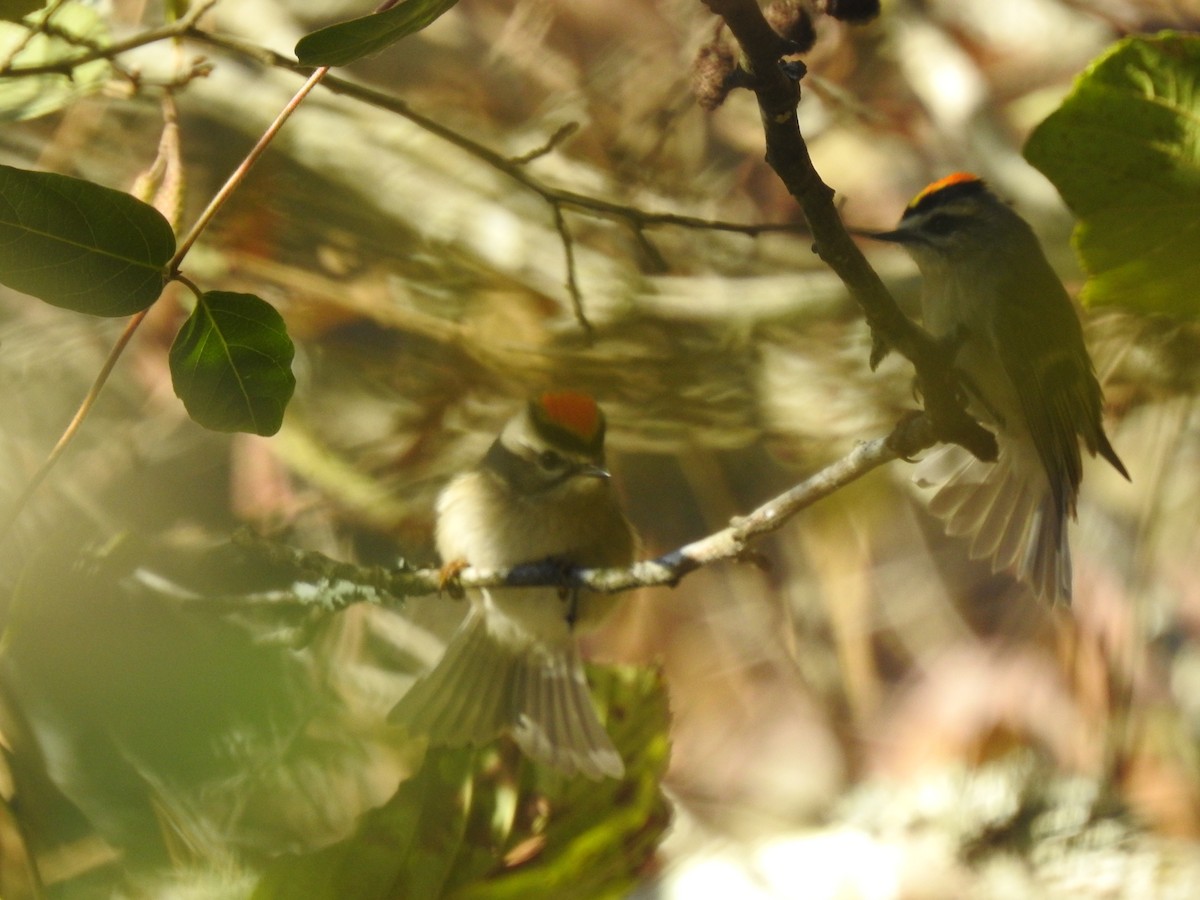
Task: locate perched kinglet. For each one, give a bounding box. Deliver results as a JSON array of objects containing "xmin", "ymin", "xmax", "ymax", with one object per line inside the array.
[
  {"xmin": 864, "ymin": 173, "xmax": 1128, "ymax": 603},
  {"xmin": 389, "ymin": 391, "xmax": 637, "ymax": 779}
]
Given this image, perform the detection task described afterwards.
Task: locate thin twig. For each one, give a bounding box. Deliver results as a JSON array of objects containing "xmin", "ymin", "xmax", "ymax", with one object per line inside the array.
[
  {"xmin": 0, "ymin": 310, "xmax": 148, "ymax": 543},
  {"xmin": 183, "ymin": 30, "xmax": 811, "ymax": 243},
  {"xmin": 551, "ymin": 204, "xmax": 592, "ymax": 336},
  {"xmin": 512, "ymin": 122, "xmax": 580, "ymax": 165},
  {"xmin": 170, "ymin": 65, "xmax": 330, "ymax": 272}
]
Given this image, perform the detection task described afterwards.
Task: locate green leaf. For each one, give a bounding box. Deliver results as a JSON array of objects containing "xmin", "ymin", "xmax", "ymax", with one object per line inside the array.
[
  {"xmin": 169, "ymin": 291, "xmax": 296, "ymax": 435},
  {"xmin": 295, "ymin": 0, "xmax": 460, "ymax": 67},
  {"xmin": 0, "ymin": 0, "xmax": 42, "ymax": 23},
  {"xmin": 163, "ymin": 0, "xmax": 191, "ymax": 24},
  {"xmin": 0, "ymin": 164, "xmax": 174, "ymax": 315},
  {"xmin": 1025, "ymin": 32, "xmax": 1200, "ymax": 319},
  {"xmin": 0, "ymin": 2, "xmax": 112, "ymax": 119},
  {"xmin": 458, "ymin": 666, "xmax": 673, "ymax": 900},
  {"xmin": 253, "ymin": 666, "xmax": 672, "ymax": 900}
]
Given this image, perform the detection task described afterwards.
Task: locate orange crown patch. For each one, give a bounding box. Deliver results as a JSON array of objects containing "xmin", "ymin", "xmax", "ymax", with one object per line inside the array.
[
  {"xmin": 908, "ymin": 171, "xmax": 982, "ymax": 210},
  {"xmin": 536, "ymin": 391, "xmax": 602, "ymax": 443}
]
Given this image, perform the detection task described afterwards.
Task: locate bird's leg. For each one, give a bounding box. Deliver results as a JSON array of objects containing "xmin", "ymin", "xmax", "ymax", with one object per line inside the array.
[
  {"xmin": 529, "ymin": 555, "xmax": 583, "ymax": 629},
  {"xmin": 564, "ymin": 587, "xmax": 582, "ymax": 630},
  {"xmin": 437, "ymin": 558, "xmax": 469, "ymax": 599}
]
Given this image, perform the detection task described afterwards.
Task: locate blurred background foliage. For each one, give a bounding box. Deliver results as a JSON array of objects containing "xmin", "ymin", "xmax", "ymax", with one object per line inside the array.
[{"xmin": 1, "ymin": 0, "xmax": 1200, "ymax": 897}]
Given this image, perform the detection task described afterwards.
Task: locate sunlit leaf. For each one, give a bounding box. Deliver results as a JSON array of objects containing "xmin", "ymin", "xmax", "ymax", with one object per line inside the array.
[
  {"xmin": 1025, "ymin": 32, "xmax": 1200, "ymax": 319},
  {"xmin": 0, "ymin": 164, "xmax": 175, "ymax": 315},
  {"xmin": 0, "ymin": 756, "xmax": 39, "ymax": 900},
  {"xmin": 295, "ymin": 0, "xmax": 460, "ymax": 67},
  {"xmin": 460, "ymin": 665, "xmax": 673, "ymax": 900},
  {"xmin": 170, "ymin": 291, "xmax": 296, "ymax": 435},
  {"xmin": 0, "ymin": 0, "xmax": 41, "ymax": 23},
  {"xmin": 0, "ymin": 2, "xmax": 111, "ymax": 119},
  {"xmin": 253, "ymin": 666, "xmax": 672, "ymax": 900},
  {"xmin": 163, "ymin": 0, "xmax": 190, "ymax": 23}
]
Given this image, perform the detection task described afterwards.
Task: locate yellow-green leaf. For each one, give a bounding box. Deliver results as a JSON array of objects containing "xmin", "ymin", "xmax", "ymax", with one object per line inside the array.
[
  {"xmin": 0, "ymin": 0, "xmax": 42, "ymax": 23},
  {"xmin": 1025, "ymin": 33, "xmax": 1200, "ymax": 318},
  {"xmin": 295, "ymin": 0, "xmax": 460, "ymax": 67},
  {"xmin": 0, "ymin": 2, "xmax": 111, "ymax": 119}
]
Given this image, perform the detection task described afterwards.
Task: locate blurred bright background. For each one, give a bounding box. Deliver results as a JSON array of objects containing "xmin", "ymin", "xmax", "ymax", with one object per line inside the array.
[{"xmin": 2, "ymin": 0, "xmax": 1200, "ymax": 897}]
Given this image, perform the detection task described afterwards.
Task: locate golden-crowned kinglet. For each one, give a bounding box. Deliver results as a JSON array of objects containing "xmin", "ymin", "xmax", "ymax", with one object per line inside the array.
[
  {"xmin": 864, "ymin": 173, "xmax": 1128, "ymax": 603},
  {"xmin": 389, "ymin": 392, "xmax": 637, "ymax": 779}
]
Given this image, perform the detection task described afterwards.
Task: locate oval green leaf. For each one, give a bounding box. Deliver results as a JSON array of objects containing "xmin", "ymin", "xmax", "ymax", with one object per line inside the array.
[
  {"xmin": 1025, "ymin": 33, "xmax": 1200, "ymax": 319},
  {"xmin": 170, "ymin": 291, "xmax": 296, "ymax": 436},
  {"xmin": 0, "ymin": 164, "xmax": 175, "ymax": 316},
  {"xmin": 295, "ymin": 0, "xmax": 460, "ymax": 67}
]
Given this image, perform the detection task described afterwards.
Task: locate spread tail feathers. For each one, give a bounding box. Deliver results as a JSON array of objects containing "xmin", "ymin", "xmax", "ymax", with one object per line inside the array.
[
  {"xmin": 918, "ymin": 444, "xmax": 1071, "ymax": 603},
  {"xmin": 388, "ymin": 608, "xmax": 624, "ymax": 779}
]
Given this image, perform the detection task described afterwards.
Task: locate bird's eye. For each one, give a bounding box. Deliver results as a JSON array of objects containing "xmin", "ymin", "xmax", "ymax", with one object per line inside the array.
[
  {"xmin": 537, "ymin": 450, "xmax": 567, "ymax": 471},
  {"xmin": 924, "ymin": 213, "xmax": 957, "ymax": 236}
]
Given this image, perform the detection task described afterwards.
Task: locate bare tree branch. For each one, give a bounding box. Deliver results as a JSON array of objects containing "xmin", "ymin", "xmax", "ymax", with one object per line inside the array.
[
  {"xmin": 551, "ymin": 203, "xmax": 593, "ymax": 335},
  {"xmin": 699, "ymin": 0, "xmax": 997, "ymax": 463},
  {"xmin": 182, "ymin": 30, "xmax": 813, "ymax": 243}
]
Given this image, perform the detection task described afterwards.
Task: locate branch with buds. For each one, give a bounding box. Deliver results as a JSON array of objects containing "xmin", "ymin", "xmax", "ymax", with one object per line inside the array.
[
  {"xmin": 697, "ymin": 0, "xmax": 997, "ymax": 463},
  {"xmin": 234, "ymin": 415, "xmax": 934, "ymax": 606}
]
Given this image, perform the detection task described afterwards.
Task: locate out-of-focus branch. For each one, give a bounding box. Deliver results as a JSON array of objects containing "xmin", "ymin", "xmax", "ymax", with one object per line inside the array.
[
  {"xmin": 0, "ymin": 0, "xmax": 218, "ymax": 77},
  {"xmin": 700, "ymin": 0, "xmax": 996, "ymax": 463},
  {"xmin": 180, "ymin": 27, "xmax": 814, "ymax": 334},
  {"xmin": 234, "ymin": 414, "xmax": 935, "ymax": 607},
  {"xmin": 182, "ymin": 34, "xmax": 813, "ymax": 230}
]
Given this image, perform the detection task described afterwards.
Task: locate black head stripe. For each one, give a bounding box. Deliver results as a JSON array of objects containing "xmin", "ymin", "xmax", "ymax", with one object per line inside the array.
[
  {"xmin": 483, "ymin": 438, "xmax": 579, "ymax": 494},
  {"xmin": 901, "ymin": 176, "xmax": 989, "ymax": 222},
  {"xmin": 528, "ymin": 403, "xmax": 606, "ymax": 459}
]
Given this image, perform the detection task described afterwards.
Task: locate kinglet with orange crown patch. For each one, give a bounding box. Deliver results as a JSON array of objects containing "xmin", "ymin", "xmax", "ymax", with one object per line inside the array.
[
  {"xmin": 389, "ymin": 391, "xmax": 637, "ymax": 779},
  {"xmin": 863, "ymin": 173, "xmax": 1128, "ymax": 603}
]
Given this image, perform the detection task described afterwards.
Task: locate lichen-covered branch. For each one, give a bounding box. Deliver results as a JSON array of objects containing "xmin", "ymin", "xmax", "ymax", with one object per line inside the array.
[{"xmin": 234, "ymin": 415, "xmax": 934, "ymax": 606}]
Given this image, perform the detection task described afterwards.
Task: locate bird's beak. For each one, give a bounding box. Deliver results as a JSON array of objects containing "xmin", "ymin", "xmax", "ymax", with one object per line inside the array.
[
  {"xmin": 577, "ymin": 463, "xmax": 611, "ymax": 480},
  {"xmin": 851, "ymin": 227, "xmax": 916, "ymax": 244}
]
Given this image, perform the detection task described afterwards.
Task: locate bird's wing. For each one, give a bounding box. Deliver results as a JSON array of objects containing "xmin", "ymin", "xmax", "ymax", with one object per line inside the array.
[{"xmin": 990, "ymin": 257, "xmax": 1102, "ymax": 520}]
